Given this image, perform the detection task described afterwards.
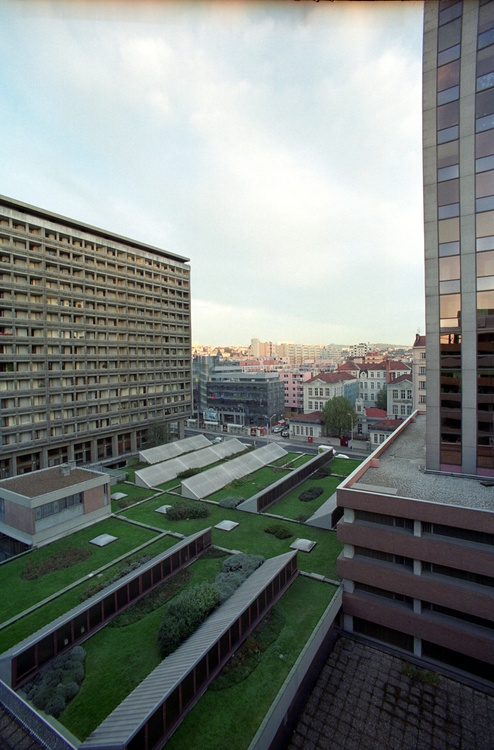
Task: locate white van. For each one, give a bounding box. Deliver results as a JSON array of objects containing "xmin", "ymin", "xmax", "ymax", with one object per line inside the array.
[{"xmin": 317, "ymin": 445, "xmax": 334, "ymax": 455}]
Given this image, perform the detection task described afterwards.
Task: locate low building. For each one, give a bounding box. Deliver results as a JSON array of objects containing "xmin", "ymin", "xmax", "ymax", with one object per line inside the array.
[
  {"xmin": 289, "ymin": 411, "xmax": 324, "ymax": 441},
  {"xmin": 0, "ymin": 464, "xmax": 110, "ymax": 554},
  {"xmin": 369, "ymin": 418, "xmax": 405, "ymax": 447},
  {"xmin": 358, "ymin": 361, "xmax": 412, "ymax": 407}
]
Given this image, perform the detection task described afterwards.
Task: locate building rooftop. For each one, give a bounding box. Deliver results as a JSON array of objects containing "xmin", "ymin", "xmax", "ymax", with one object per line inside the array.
[
  {"xmin": 352, "ymin": 414, "xmax": 494, "ymax": 512},
  {"xmin": 0, "ymin": 466, "xmax": 104, "ymax": 498}
]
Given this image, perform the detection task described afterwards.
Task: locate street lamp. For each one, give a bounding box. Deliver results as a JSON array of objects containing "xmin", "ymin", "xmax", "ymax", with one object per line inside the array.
[
  {"xmin": 266, "ymin": 413, "xmax": 277, "ymax": 443},
  {"xmin": 348, "ymin": 412, "xmax": 355, "ymax": 448}
]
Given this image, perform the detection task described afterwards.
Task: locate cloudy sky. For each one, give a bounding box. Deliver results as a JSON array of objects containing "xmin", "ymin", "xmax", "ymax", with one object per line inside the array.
[{"xmin": 0, "ymin": 0, "xmax": 424, "ymax": 347}]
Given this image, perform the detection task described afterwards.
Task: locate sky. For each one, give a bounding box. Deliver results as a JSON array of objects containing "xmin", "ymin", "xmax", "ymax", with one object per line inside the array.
[{"xmin": 0, "ymin": 0, "xmax": 425, "ymax": 347}]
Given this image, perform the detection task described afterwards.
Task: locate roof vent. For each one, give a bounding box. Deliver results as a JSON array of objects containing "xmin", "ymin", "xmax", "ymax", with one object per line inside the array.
[{"xmin": 60, "ymin": 464, "xmax": 71, "ymax": 476}]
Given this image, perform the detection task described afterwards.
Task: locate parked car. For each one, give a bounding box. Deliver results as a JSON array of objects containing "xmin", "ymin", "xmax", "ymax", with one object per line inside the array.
[{"xmin": 281, "ymin": 429, "xmax": 290, "ymax": 438}]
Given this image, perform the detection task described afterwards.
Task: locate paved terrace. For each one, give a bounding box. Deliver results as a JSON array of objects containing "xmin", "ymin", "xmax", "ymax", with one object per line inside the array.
[
  {"xmin": 287, "ymin": 637, "xmax": 494, "ymax": 750},
  {"xmin": 351, "ymin": 413, "xmax": 494, "ymax": 511}
]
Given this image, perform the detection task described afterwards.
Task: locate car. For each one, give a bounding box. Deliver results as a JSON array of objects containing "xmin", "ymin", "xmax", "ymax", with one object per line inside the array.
[
  {"xmin": 334, "ymin": 453, "xmax": 349, "ymax": 459},
  {"xmin": 281, "ymin": 429, "xmax": 290, "ymax": 438},
  {"xmin": 213, "ymin": 436, "xmax": 223, "ymax": 444}
]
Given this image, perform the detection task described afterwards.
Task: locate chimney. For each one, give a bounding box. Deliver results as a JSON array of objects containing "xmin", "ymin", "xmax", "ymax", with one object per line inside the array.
[
  {"xmin": 60, "ymin": 464, "xmax": 71, "ymax": 476},
  {"xmin": 385, "ymin": 359, "xmax": 391, "ymax": 384}
]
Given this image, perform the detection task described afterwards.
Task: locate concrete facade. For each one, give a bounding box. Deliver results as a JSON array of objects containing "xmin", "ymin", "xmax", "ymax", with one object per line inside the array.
[
  {"xmin": 0, "ymin": 196, "xmax": 192, "ymax": 478},
  {"xmin": 0, "ymin": 465, "xmax": 110, "ymax": 550}
]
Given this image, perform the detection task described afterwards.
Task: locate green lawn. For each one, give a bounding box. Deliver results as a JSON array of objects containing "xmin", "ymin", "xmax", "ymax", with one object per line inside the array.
[
  {"xmin": 60, "ymin": 554, "xmax": 228, "ymax": 740},
  {"xmin": 0, "ymin": 518, "xmax": 161, "ymax": 628},
  {"xmin": 0, "ymin": 536, "xmax": 177, "ymax": 653},
  {"xmin": 121, "ymin": 498, "xmax": 342, "ymax": 580},
  {"xmin": 165, "ymin": 576, "xmax": 337, "ymax": 750}
]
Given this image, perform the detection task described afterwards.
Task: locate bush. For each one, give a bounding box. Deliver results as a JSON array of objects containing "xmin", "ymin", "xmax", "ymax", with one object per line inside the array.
[
  {"xmin": 215, "ymin": 553, "xmax": 264, "ymax": 602},
  {"xmin": 158, "ymin": 583, "xmax": 220, "ymax": 658},
  {"xmin": 219, "ymin": 495, "xmax": 243, "ymax": 509},
  {"xmin": 23, "ymin": 646, "xmax": 86, "ymax": 718},
  {"xmin": 264, "ymin": 524, "xmax": 292, "ymax": 540},
  {"xmin": 299, "ymin": 487, "xmax": 324, "ymax": 502},
  {"xmin": 177, "ymin": 468, "xmax": 201, "ymax": 479},
  {"xmin": 165, "ymin": 502, "xmax": 209, "ymax": 521}
]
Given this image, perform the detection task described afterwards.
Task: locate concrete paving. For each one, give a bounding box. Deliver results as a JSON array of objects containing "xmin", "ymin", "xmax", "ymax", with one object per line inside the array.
[{"xmin": 286, "ymin": 637, "xmax": 494, "ymax": 750}]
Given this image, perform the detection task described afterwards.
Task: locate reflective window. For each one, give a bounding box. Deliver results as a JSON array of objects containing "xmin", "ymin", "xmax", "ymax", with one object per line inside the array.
[
  {"xmin": 439, "ymin": 254, "xmax": 461, "ymax": 280},
  {"xmin": 478, "ymin": 289, "xmax": 494, "ymax": 314},
  {"xmin": 438, "ymin": 126, "xmax": 459, "ymax": 143},
  {"xmin": 477, "ymin": 236, "xmax": 494, "ymax": 251},
  {"xmin": 476, "ymin": 128, "xmax": 494, "ymax": 157},
  {"xmin": 477, "ymin": 196, "xmax": 494, "ymax": 212},
  {"xmin": 477, "ymin": 113, "xmax": 494, "ymax": 132},
  {"xmin": 477, "ymin": 44, "xmax": 494, "ymax": 76},
  {"xmin": 438, "ymin": 18, "xmax": 462, "ymax": 52},
  {"xmin": 439, "ymin": 3, "xmax": 462, "ymax": 25},
  {"xmin": 476, "ymin": 155, "xmax": 494, "ymax": 172},
  {"xmin": 439, "ymin": 241, "xmax": 460, "ymax": 256},
  {"xmin": 438, "ymin": 179, "xmax": 459, "ymax": 205},
  {"xmin": 440, "ymin": 279, "xmax": 461, "ymax": 294},
  {"xmin": 478, "ymin": 275, "xmax": 494, "ymax": 290},
  {"xmin": 476, "ymin": 170, "xmax": 494, "ymax": 197},
  {"xmin": 438, "ymin": 164, "xmax": 459, "ymax": 181},
  {"xmin": 479, "ymin": 2, "xmax": 494, "ymax": 34},
  {"xmin": 438, "ymin": 86, "xmax": 460, "ymax": 105},
  {"xmin": 477, "ymin": 250, "xmax": 494, "ymax": 276},
  {"xmin": 477, "ymin": 87, "xmax": 494, "ymax": 117},
  {"xmin": 479, "ymin": 28, "xmax": 494, "ymax": 50},
  {"xmin": 440, "ymin": 293, "xmax": 461, "ymax": 327},
  {"xmin": 439, "ymin": 204, "xmax": 459, "ymax": 219},
  {"xmin": 437, "ymin": 59, "xmax": 460, "ymax": 90},
  {"xmin": 439, "ymin": 217, "xmax": 460, "ymax": 243},
  {"xmin": 477, "ymin": 211, "xmax": 494, "ymax": 237},
  {"xmin": 437, "ymin": 141, "xmax": 459, "ymax": 168},
  {"xmin": 438, "ymin": 44, "xmax": 460, "ymax": 66},
  {"xmin": 478, "ymin": 72, "xmax": 494, "ymax": 91}
]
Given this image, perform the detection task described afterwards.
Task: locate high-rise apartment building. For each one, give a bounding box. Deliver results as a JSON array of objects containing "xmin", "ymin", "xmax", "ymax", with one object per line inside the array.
[
  {"xmin": 423, "ymin": 0, "xmax": 494, "ymax": 476},
  {"xmin": 0, "ymin": 196, "xmax": 192, "ymax": 477}
]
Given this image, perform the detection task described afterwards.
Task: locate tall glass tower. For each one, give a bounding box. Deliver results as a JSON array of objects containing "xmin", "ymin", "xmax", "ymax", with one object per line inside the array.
[{"xmin": 423, "ymin": 0, "xmax": 494, "ymax": 476}]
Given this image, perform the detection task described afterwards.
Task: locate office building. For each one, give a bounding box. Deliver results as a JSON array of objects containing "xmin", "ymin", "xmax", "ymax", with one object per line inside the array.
[
  {"xmin": 423, "ymin": 0, "xmax": 494, "ymax": 476},
  {"xmin": 0, "ymin": 196, "xmax": 192, "ymax": 477},
  {"xmin": 336, "ymin": 0, "xmax": 494, "ymax": 679}
]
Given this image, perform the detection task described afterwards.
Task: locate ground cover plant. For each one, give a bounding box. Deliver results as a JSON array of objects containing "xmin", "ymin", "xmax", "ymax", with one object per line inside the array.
[
  {"xmin": 0, "ymin": 518, "xmax": 161, "ymax": 627},
  {"xmin": 110, "ymin": 482, "xmax": 156, "ymax": 511},
  {"xmin": 165, "ymin": 576, "xmax": 338, "ymax": 750},
  {"xmin": 23, "ymin": 646, "xmax": 86, "ymax": 718},
  {"xmin": 59, "ymin": 552, "xmax": 230, "ymax": 740},
  {"xmin": 0, "ymin": 534, "xmax": 177, "ymax": 653},
  {"xmin": 206, "ymin": 464, "xmax": 292, "ymax": 504}
]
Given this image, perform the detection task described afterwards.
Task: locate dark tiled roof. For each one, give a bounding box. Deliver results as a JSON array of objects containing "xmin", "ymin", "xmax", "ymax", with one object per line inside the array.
[{"xmin": 291, "ymin": 411, "xmax": 323, "ymax": 423}]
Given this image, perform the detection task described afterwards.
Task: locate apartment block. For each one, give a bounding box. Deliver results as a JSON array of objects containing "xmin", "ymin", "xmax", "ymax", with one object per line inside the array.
[{"xmin": 0, "ymin": 196, "xmax": 192, "ymax": 477}]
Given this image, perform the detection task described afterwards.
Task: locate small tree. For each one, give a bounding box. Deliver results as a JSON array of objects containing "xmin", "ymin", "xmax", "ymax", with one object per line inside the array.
[
  {"xmin": 146, "ymin": 422, "xmax": 171, "ymax": 448},
  {"xmin": 322, "ymin": 396, "xmax": 357, "ymax": 437},
  {"xmin": 375, "ymin": 386, "xmax": 387, "ymax": 411}
]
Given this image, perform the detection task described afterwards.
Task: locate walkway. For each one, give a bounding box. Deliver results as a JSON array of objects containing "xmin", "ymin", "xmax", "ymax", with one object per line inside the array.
[{"xmin": 286, "ymin": 637, "xmax": 494, "ymax": 750}]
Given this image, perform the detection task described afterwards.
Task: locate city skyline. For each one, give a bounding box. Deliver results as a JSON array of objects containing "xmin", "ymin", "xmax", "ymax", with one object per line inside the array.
[{"xmin": 0, "ymin": 0, "xmax": 425, "ymax": 345}]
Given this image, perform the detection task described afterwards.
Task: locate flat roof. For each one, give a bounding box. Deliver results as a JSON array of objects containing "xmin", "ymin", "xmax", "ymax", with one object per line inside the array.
[
  {"xmin": 351, "ymin": 414, "xmax": 494, "ymax": 512},
  {"xmin": 0, "ymin": 466, "xmax": 105, "ymax": 498},
  {"xmin": 0, "ymin": 194, "xmax": 190, "ymax": 264}
]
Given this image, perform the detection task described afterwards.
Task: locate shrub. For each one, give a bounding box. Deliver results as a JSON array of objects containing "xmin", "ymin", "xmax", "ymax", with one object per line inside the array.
[
  {"xmin": 177, "ymin": 468, "xmax": 201, "ymax": 479},
  {"xmin": 314, "ymin": 466, "xmax": 332, "ymax": 478},
  {"xmin": 219, "ymin": 495, "xmax": 243, "ymax": 509},
  {"xmin": 215, "ymin": 553, "xmax": 264, "ymax": 602},
  {"xmin": 299, "ymin": 487, "xmax": 324, "ymax": 502},
  {"xmin": 22, "ymin": 547, "xmax": 92, "ymax": 580},
  {"xmin": 23, "ymin": 646, "xmax": 86, "ymax": 718},
  {"xmin": 165, "ymin": 502, "xmax": 209, "ymax": 521},
  {"xmin": 264, "ymin": 524, "xmax": 292, "ymax": 540},
  {"xmin": 158, "ymin": 583, "xmax": 220, "ymax": 658}
]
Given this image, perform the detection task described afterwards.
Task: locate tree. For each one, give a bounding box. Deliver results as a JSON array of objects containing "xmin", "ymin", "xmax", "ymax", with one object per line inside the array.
[
  {"xmin": 146, "ymin": 422, "xmax": 171, "ymax": 448},
  {"xmin": 375, "ymin": 386, "xmax": 387, "ymax": 411},
  {"xmin": 322, "ymin": 396, "xmax": 358, "ymax": 437}
]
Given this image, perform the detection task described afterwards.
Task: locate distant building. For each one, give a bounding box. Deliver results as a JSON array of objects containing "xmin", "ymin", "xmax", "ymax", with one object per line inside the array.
[
  {"xmin": 0, "ymin": 464, "xmax": 110, "ymax": 554},
  {"xmin": 280, "ymin": 370, "xmax": 317, "ymax": 414},
  {"xmin": 289, "ymin": 411, "xmax": 324, "ymax": 441},
  {"xmin": 303, "ymin": 372, "xmax": 359, "ymax": 414},
  {"xmin": 0, "ymin": 195, "xmax": 192, "ymax": 478},
  {"xmin": 358, "ymin": 361, "xmax": 412, "ymax": 408},
  {"xmin": 412, "ymin": 334, "xmax": 427, "ymax": 412},
  {"xmin": 206, "ymin": 371, "xmax": 284, "ymax": 428},
  {"xmin": 388, "ymin": 374, "xmax": 414, "ymax": 418}
]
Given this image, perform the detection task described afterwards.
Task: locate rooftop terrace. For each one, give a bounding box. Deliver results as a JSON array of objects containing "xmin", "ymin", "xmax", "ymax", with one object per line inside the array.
[{"xmin": 351, "ymin": 414, "xmax": 494, "ymax": 512}]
